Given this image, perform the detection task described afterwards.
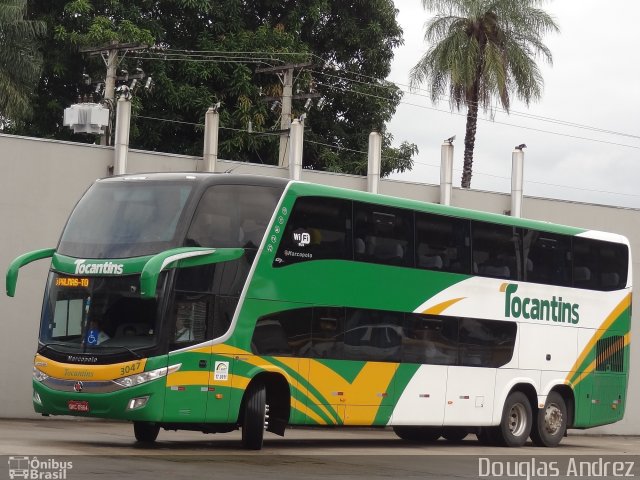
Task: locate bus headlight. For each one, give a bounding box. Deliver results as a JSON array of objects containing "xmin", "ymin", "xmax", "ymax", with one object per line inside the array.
[
  {"xmin": 113, "ymin": 364, "xmax": 181, "ymax": 388},
  {"xmin": 33, "ymin": 367, "xmax": 49, "ymax": 382}
]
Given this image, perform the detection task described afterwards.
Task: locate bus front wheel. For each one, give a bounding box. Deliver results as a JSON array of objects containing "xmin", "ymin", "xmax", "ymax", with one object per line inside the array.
[
  {"xmin": 530, "ymin": 391, "xmax": 567, "ymax": 447},
  {"xmin": 499, "ymin": 391, "xmax": 532, "ymax": 447},
  {"xmin": 241, "ymin": 381, "xmax": 267, "ymax": 450},
  {"xmin": 133, "ymin": 422, "xmax": 160, "ymax": 443}
]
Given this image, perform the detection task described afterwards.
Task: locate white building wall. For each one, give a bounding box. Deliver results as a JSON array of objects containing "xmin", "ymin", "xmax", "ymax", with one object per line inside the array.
[{"xmin": 0, "ymin": 133, "xmax": 638, "ymax": 434}]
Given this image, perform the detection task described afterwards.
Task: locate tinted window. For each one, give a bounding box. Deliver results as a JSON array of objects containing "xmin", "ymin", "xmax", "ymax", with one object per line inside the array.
[
  {"xmin": 311, "ymin": 307, "xmax": 346, "ymax": 359},
  {"xmin": 274, "ymin": 197, "xmax": 352, "ymax": 267},
  {"xmin": 458, "ymin": 318, "xmax": 516, "ymax": 368},
  {"xmin": 252, "ymin": 308, "xmax": 312, "ymax": 356},
  {"xmin": 402, "ymin": 314, "xmax": 458, "ymax": 364},
  {"xmin": 344, "ymin": 308, "xmax": 402, "ymax": 362},
  {"xmin": 523, "ymin": 231, "xmax": 571, "ymax": 286},
  {"xmin": 40, "ymin": 273, "xmax": 162, "ymax": 353},
  {"xmin": 186, "ymin": 185, "xmax": 281, "ymax": 249},
  {"xmin": 415, "ymin": 213, "xmax": 470, "ymax": 273},
  {"xmin": 573, "ymin": 237, "xmax": 628, "ymax": 291},
  {"xmin": 472, "ymin": 222, "xmax": 521, "ymax": 280},
  {"xmin": 59, "ymin": 181, "xmax": 193, "ymax": 258},
  {"xmin": 169, "ymin": 264, "xmax": 244, "ymax": 345},
  {"xmin": 354, "ymin": 202, "xmax": 414, "ymax": 267}
]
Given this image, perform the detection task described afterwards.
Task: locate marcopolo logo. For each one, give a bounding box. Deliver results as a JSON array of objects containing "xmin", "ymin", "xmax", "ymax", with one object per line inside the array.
[
  {"xmin": 503, "ymin": 283, "xmax": 579, "ymax": 324},
  {"xmin": 74, "ymin": 259, "xmax": 124, "ymax": 275}
]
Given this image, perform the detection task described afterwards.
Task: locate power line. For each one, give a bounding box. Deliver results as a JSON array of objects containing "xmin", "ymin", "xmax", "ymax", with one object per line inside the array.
[
  {"xmin": 127, "ymin": 48, "xmax": 640, "ymax": 144},
  {"xmin": 132, "ymin": 113, "xmax": 640, "ymax": 199},
  {"xmin": 315, "ymin": 81, "xmax": 640, "ymax": 150}
]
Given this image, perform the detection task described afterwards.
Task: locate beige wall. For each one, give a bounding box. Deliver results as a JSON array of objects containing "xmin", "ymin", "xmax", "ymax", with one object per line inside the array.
[{"xmin": 0, "ymin": 133, "xmax": 637, "ymax": 434}]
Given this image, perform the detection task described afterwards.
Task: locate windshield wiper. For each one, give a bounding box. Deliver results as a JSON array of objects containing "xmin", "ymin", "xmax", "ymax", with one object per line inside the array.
[
  {"xmin": 99, "ymin": 345, "xmax": 143, "ymax": 359},
  {"xmin": 37, "ymin": 342, "xmax": 77, "ymax": 354}
]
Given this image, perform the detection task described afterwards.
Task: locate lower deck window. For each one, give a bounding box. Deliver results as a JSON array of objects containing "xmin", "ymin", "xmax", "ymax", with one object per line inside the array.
[{"xmin": 251, "ymin": 307, "xmax": 516, "ymax": 368}]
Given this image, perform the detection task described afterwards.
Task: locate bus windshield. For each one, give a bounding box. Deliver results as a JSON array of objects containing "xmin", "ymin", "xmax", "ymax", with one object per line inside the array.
[
  {"xmin": 58, "ymin": 181, "xmax": 194, "ymax": 258},
  {"xmin": 39, "ymin": 272, "xmax": 165, "ymax": 354}
]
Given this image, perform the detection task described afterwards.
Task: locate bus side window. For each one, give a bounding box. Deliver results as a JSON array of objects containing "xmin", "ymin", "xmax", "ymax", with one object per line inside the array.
[
  {"xmin": 523, "ymin": 231, "xmax": 571, "ymax": 286},
  {"xmin": 415, "ymin": 213, "xmax": 470, "ymax": 274},
  {"xmin": 573, "ymin": 237, "xmax": 629, "ymax": 291},
  {"xmin": 458, "ymin": 318, "xmax": 516, "ymax": 368},
  {"xmin": 472, "ymin": 222, "xmax": 521, "ymax": 280},
  {"xmin": 402, "ymin": 314, "xmax": 458, "ymax": 365},
  {"xmin": 311, "ymin": 307, "xmax": 345, "ymax": 359},
  {"xmin": 353, "ymin": 202, "xmax": 414, "ymax": 267},
  {"xmin": 274, "ymin": 197, "xmax": 352, "ymax": 267},
  {"xmin": 252, "ymin": 308, "xmax": 312, "ymax": 356},
  {"xmin": 171, "ymin": 295, "xmax": 210, "ymax": 344}
]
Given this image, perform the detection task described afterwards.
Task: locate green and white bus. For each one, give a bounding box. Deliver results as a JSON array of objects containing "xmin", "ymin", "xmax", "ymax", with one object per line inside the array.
[{"xmin": 6, "ymin": 173, "xmax": 631, "ymax": 449}]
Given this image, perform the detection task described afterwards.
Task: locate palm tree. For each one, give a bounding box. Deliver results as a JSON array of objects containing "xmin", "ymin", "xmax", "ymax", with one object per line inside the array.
[
  {"xmin": 0, "ymin": 0, "xmax": 45, "ymax": 124},
  {"xmin": 410, "ymin": 0, "xmax": 558, "ymax": 188}
]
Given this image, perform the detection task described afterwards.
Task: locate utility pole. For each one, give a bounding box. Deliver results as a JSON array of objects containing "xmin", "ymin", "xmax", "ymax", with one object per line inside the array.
[
  {"xmin": 80, "ymin": 41, "xmax": 148, "ymax": 145},
  {"xmin": 256, "ymin": 62, "xmax": 317, "ymax": 167}
]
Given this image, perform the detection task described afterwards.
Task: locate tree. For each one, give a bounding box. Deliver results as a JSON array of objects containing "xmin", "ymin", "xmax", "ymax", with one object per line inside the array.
[
  {"xmin": 410, "ymin": 0, "xmax": 558, "ymax": 188},
  {"xmin": 17, "ymin": 0, "xmax": 416, "ymax": 177},
  {"xmin": 0, "ymin": 0, "xmax": 45, "ymax": 125}
]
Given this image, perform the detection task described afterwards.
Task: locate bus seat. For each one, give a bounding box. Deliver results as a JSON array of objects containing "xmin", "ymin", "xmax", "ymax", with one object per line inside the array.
[
  {"xmin": 115, "ymin": 323, "xmax": 144, "ymax": 337},
  {"xmin": 601, "ymin": 272, "xmax": 620, "ymax": 289},
  {"xmin": 419, "ymin": 254, "xmax": 443, "ymax": 270},
  {"xmin": 479, "ymin": 265, "xmax": 510, "ymax": 278},
  {"xmin": 369, "ymin": 237, "xmax": 404, "ymax": 263},
  {"xmin": 354, "ymin": 238, "xmax": 366, "ymax": 255},
  {"xmin": 573, "ymin": 266, "xmax": 591, "ymax": 283}
]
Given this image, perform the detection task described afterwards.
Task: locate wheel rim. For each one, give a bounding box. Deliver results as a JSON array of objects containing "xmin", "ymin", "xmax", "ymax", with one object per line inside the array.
[
  {"xmin": 544, "ymin": 402, "xmax": 564, "ymax": 435},
  {"xmin": 508, "ymin": 402, "xmax": 527, "ymax": 437}
]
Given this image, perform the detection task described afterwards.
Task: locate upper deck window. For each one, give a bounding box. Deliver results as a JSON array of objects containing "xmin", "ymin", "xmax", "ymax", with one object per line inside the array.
[
  {"xmin": 58, "ymin": 181, "xmax": 193, "ymax": 258},
  {"xmin": 274, "ymin": 196, "xmax": 352, "ymax": 267},
  {"xmin": 185, "ymin": 185, "xmax": 282, "ymax": 249}
]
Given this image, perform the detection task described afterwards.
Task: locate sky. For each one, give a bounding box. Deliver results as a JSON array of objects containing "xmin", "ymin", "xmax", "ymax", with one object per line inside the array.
[{"xmin": 386, "ymin": 0, "xmax": 640, "ymax": 208}]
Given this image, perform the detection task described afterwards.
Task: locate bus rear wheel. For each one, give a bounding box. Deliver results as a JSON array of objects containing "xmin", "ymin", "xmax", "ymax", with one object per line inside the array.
[
  {"xmin": 393, "ymin": 426, "xmax": 441, "ymax": 443},
  {"xmin": 531, "ymin": 391, "xmax": 567, "ymax": 447},
  {"xmin": 133, "ymin": 422, "xmax": 160, "ymax": 443},
  {"xmin": 241, "ymin": 381, "xmax": 267, "ymax": 450},
  {"xmin": 498, "ymin": 391, "xmax": 532, "ymax": 447}
]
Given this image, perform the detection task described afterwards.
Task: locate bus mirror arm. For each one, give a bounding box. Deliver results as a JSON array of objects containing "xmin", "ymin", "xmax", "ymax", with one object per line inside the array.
[
  {"xmin": 6, "ymin": 248, "xmax": 56, "ymax": 297},
  {"xmin": 139, "ymin": 247, "xmax": 244, "ymax": 299}
]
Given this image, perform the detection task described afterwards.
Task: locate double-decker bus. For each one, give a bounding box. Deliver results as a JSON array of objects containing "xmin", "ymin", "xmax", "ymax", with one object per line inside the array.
[{"xmin": 6, "ymin": 173, "xmax": 631, "ymax": 449}]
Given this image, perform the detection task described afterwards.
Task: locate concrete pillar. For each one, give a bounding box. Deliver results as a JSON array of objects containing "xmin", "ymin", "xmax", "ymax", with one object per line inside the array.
[
  {"xmin": 203, "ymin": 106, "xmax": 219, "ymax": 172},
  {"xmin": 367, "ymin": 131, "xmax": 382, "ymax": 194},
  {"xmin": 113, "ymin": 96, "xmax": 131, "ymax": 176},
  {"xmin": 278, "ymin": 68, "xmax": 294, "ymax": 167},
  {"xmin": 289, "ymin": 119, "xmax": 304, "ymax": 180},
  {"xmin": 511, "ymin": 147, "xmax": 525, "ymax": 217},
  {"xmin": 440, "ymin": 141, "xmax": 454, "ymax": 205}
]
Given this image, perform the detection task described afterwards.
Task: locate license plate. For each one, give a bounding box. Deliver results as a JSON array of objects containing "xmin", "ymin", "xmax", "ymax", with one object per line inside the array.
[{"xmin": 68, "ymin": 400, "xmax": 90, "ymax": 412}]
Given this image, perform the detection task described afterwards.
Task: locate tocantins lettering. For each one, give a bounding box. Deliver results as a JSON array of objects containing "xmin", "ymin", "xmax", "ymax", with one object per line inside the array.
[
  {"xmin": 504, "ymin": 283, "xmax": 579, "ymax": 324},
  {"xmin": 74, "ymin": 259, "xmax": 124, "ymax": 275}
]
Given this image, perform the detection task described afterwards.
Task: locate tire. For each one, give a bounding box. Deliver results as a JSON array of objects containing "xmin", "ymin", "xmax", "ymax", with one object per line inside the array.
[
  {"xmin": 498, "ymin": 391, "xmax": 533, "ymax": 447},
  {"xmin": 133, "ymin": 422, "xmax": 160, "ymax": 443},
  {"xmin": 393, "ymin": 426, "xmax": 441, "ymax": 443},
  {"xmin": 441, "ymin": 427, "xmax": 468, "ymax": 442},
  {"xmin": 476, "ymin": 427, "xmax": 502, "ymax": 446},
  {"xmin": 530, "ymin": 391, "xmax": 568, "ymax": 447},
  {"xmin": 241, "ymin": 381, "xmax": 267, "ymax": 450}
]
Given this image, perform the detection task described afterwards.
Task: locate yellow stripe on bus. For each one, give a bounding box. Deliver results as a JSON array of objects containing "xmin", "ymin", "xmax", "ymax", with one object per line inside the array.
[
  {"xmin": 33, "ymin": 355, "xmax": 147, "ymax": 381},
  {"xmin": 565, "ymin": 294, "xmax": 631, "ymax": 386},
  {"xmin": 422, "ymin": 297, "xmax": 465, "ymax": 315}
]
